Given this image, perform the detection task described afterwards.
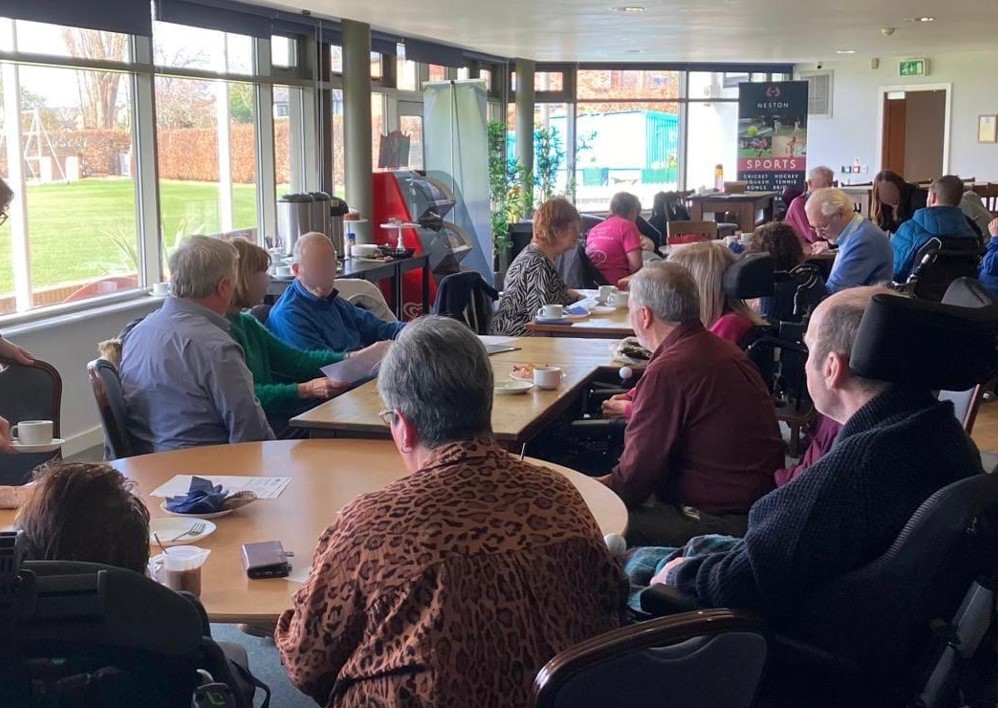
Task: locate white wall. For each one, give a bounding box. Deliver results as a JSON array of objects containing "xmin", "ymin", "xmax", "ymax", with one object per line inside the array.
[
  {"xmin": 800, "ymin": 49, "xmax": 998, "ymax": 182},
  {"xmin": 4, "ymin": 299, "xmax": 161, "ymax": 456}
]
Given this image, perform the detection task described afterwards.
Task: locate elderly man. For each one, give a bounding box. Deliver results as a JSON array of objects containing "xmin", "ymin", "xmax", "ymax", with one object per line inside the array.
[
  {"xmin": 277, "ymin": 317, "xmax": 623, "ymax": 708},
  {"xmin": 121, "ymin": 236, "xmax": 273, "ymax": 453},
  {"xmin": 891, "ymin": 175, "xmax": 980, "ymax": 282},
  {"xmin": 600, "ymin": 262, "xmax": 782, "ymax": 547},
  {"xmin": 806, "ymin": 187, "xmax": 892, "ymax": 293},
  {"xmin": 785, "ymin": 165, "xmax": 835, "ymax": 245},
  {"xmin": 267, "ymin": 232, "xmax": 404, "ymax": 352},
  {"xmin": 653, "ymin": 287, "xmax": 982, "ymax": 675}
]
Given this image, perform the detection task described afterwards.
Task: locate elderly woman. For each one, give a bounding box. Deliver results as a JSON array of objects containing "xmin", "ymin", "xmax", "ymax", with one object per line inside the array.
[
  {"xmin": 0, "ymin": 177, "xmax": 34, "ymax": 453},
  {"xmin": 227, "ymin": 239, "xmax": 371, "ymax": 434},
  {"xmin": 490, "ymin": 197, "xmax": 582, "ymax": 336},
  {"xmin": 871, "ymin": 169, "xmax": 927, "ymax": 234},
  {"xmin": 276, "ymin": 316, "xmax": 624, "ymax": 708},
  {"xmin": 668, "ymin": 241, "xmax": 767, "ymax": 346},
  {"xmin": 585, "ymin": 191, "xmax": 645, "ymax": 286}
]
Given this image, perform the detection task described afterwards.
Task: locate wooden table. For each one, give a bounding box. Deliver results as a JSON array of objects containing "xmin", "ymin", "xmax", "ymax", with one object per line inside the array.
[
  {"xmin": 525, "ymin": 307, "xmax": 634, "ymax": 339},
  {"xmin": 687, "ymin": 192, "xmax": 778, "ymax": 232},
  {"xmin": 0, "ymin": 441, "xmax": 626, "ymax": 624},
  {"xmin": 267, "ymin": 253, "xmax": 432, "ymax": 318}
]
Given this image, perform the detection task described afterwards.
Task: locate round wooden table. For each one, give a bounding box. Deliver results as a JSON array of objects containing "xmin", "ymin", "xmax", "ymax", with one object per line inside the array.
[{"xmin": 110, "ymin": 440, "xmax": 628, "ymax": 624}]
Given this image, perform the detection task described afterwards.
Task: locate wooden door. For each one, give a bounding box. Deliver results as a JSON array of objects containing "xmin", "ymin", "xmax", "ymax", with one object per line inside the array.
[{"xmin": 882, "ymin": 93, "xmax": 907, "ymax": 174}]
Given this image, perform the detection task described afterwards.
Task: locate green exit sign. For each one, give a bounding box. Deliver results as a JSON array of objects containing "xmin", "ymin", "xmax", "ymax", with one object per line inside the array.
[{"xmin": 899, "ymin": 59, "xmax": 928, "ymax": 76}]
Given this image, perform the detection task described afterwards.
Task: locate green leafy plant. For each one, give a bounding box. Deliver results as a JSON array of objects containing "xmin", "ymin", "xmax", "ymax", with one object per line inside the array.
[
  {"xmin": 533, "ymin": 126, "xmax": 565, "ymax": 203},
  {"xmin": 488, "ymin": 120, "xmax": 533, "ymax": 272}
]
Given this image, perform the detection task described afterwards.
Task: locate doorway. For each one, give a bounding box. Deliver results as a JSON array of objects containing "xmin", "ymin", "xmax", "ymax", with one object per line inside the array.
[{"xmin": 878, "ymin": 84, "xmax": 951, "ymax": 181}]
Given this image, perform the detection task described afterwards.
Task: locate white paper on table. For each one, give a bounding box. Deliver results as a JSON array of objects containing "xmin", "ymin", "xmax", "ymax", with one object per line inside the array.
[
  {"xmin": 286, "ymin": 564, "xmax": 312, "ymax": 584},
  {"xmin": 321, "ymin": 345, "xmax": 385, "ymax": 385},
  {"xmin": 150, "ymin": 475, "xmax": 292, "ymax": 500},
  {"xmin": 478, "ymin": 335, "xmax": 513, "ymax": 346}
]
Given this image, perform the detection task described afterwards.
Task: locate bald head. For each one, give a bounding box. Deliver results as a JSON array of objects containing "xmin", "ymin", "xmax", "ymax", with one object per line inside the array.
[{"xmin": 809, "ymin": 286, "xmax": 896, "ymax": 383}]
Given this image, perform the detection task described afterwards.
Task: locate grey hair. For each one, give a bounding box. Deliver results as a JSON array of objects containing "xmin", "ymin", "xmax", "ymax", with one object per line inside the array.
[
  {"xmin": 292, "ymin": 232, "xmax": 335, "ymax": 264},
  {"xmin": 812, "ymin": 286, "xmax": 895, "ymax": 394},
  {"xmin": 628, "ymin": 261, "xmax": 701, "ymax": 325},
  {"xmin": 377, "ymin": 316, "xmax": 494, "ymax": 449},
  {"xmin": 808, "ymin": 165, "xmax": 835, "ymax": 185},
  {"xmin": 168, "ymin": 236, "xmax": 238, "ymax": 299},
  {"xmin": 808, "ymin": 187, "xmax": 855, "ymax": 217}
]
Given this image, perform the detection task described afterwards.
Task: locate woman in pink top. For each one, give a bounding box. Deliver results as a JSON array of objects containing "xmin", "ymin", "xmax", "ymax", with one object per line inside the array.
[{"xmin": 585, "ymin": 192, "xmax": 645, "ymax": 286}]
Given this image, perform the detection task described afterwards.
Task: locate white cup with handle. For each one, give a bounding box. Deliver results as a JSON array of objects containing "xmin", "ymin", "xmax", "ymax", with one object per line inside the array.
[
  {"xmin": 533, "ymin": 366, "xmax": 564, "ymax": 390},
  {"xmin": 537, "ymin": 304, "xmax": 564, "ymax": 321},
  {"xmin": 607, "ymin": 290, "xmax": 630, "ymax": 309},
  {"xmin": 598, "ymin": 285, "xmax": 616, "ymax": 305},
  {"xmin": 11, "ymin": 420, "xmax": 53, "ymax": 446}
]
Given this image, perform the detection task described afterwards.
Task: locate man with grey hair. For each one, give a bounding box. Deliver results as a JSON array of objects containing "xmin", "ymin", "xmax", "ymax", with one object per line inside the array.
[
  {"xmin": 120, "ymin": 235, "xmax": 273, "ymax": 453},
  {"xmin": 785, "ymin": 165, "xmax": 835, "ymax": 246},
  {"xmin": 600, "ymin": 262, "xmax": 782, "ymax": 547},
  {"xmin": 277, "ymin": 316, "xmax": 623, "ymax": 706},
  {"xmin": 267, "ymin": 232, "xmax": 404, "ymax": 352},
  {"xmin": 806, "ymin": 187, "xmax": 892, "ymax": 293}
]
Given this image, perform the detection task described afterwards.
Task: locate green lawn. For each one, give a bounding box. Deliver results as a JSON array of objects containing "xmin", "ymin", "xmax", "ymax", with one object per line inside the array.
[{"xmin": 0, "ymin": 178, "xmax": 266, "ymax": 295}]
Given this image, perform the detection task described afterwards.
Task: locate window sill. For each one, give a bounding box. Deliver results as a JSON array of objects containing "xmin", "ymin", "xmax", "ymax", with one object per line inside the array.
[{"xmin": 2, "ymin": 292, "xmax": 163, "ymax": 338}]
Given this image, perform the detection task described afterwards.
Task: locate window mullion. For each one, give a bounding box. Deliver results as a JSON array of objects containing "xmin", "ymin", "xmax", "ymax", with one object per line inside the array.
[
  {"xmin": 1, "ymin": 58, "xmax": 32, "ymax": 311},
  {"xmin": 131, "ymin": 34, "xmax": 163, "ymax": 286}
]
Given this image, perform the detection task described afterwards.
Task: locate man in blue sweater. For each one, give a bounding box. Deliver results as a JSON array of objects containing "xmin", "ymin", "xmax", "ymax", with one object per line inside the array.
[
  {"xmin": 268, "ymin": 232, "xmax": 405, "ymax": 352},
  {"xmin": 653, "ymin": 286, "xmax": 982, "ymax": 673},
  {"xmin": 891, "ymin": 175, "xmax": 980, "ymax": 282},
  {"xmin": 806, "ymin": 188, "xmax": 892, "ymax": 293}
]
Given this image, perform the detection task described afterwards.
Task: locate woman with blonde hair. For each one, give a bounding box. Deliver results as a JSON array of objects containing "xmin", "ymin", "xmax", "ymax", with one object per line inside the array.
[
  {"xmin": 491, "ymin": 197, "xmax": 582, "ymax": 336},
  {"xmin": 667, "ymin": 241, "xmax": 766, "ymax": 346},
  {"xmin": 227, "ymin": 238, "xmax": 355, "ymax": 434}
]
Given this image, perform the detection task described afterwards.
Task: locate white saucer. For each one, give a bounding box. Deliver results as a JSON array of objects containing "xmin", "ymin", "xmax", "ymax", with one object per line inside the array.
[
  {"xmin": 11, "ymin": 439, "xmax": 64, "ymax": 454},
  {"xmin": 159, "ymin": 501, "xmax": 234, "ymax": 520},
  {"xmin": 494, "ymin": 380, "xmax": 533, "ymax": 395},
  {"xmin": 149, "ymin": 516, "xmax": 217, "ymax": 546}
]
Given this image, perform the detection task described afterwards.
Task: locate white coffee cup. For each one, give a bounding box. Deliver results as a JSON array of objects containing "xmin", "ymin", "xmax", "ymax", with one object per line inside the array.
[
  {"xmin": 11, "ymin": 420, "xmax": 53, "ymax": 446},
  {"xmin": 533, "ymin": 366, "xmax": 563, "ymax": 390},
  {"xmin": 608, "ymin": 290, "xmax": 630, "ymax": 309},
  {"xmin": 537, "ymin": 304, "xmax": 564, "ymax": 320},
  {"xmin": 152, "ymin": 281, "xmax": 170, "ymax": 296},
  {"xmin": 274, "ymin": 265, "xmax": 293, "ymax": 277},
  {"xmin": 598, "ymin": 285, "xmax": 616, "ymax": 305}
]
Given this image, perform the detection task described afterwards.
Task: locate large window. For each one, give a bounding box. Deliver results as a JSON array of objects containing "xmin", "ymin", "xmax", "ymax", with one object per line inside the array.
[
  {"xmin": 331, "ymin": 89, "xmax": 344, "ymax": 198},
  {"xmin": 154, "ymin": 22, "xmax": 253, "ymax": 75},
  {"xmin": 0, "ymin": 19, "xmax": 141, "ymax": 313}
]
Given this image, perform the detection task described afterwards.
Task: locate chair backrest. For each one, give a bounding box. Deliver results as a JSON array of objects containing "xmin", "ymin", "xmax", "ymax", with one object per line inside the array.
[
  {"xmin": 0, "ymin": 357, "xmax": 62, "ymax": 486},
  {"xmin": 579, "ymin": 214, "xmax": 604, "ymax": 237},
  {"xmin": 532, "ymin": 610, "xmax": 767, "ymax": 708},
  {"xmin": 666, "ymin": 221, "xmax": 718, "ymax": 241},
  {"xmin": 907, "ymin": 237, "xmax": 984, "ymax": 302},
  {"xmin": 432, "ymin": 271, "xmax": 499, "ymax": 334},
  {"xmin": 87, "ymin": 358, "xmax": 134, "ymax": 460},
  {"xmin": 938, "ymin": 385, "xmax": 984, "ymax": 434},
  {"xmin": 786, "ymin": 474, "xmax": 998, "ymax": 682},
  {"xmin": 337, "ymin": 278, "xmax": 398, "ymax": 322},
  {"xmin": 941, "ymin": 276, "xmax": 998, "ymax": 309},
  {"xmin": 574, "ymin": 243, "xmax": 611, "ymax": 288}
]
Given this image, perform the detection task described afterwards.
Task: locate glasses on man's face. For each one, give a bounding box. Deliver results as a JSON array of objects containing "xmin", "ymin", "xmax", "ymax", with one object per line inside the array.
[{"xmin": 377, "ymin": 409, "xmax": 398, "ymax": 427}]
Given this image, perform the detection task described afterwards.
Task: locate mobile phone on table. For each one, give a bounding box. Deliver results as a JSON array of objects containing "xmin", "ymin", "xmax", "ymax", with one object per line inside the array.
[{"xmin": 241, "ymin": 540, "xmax": 292, "ymax": 579}]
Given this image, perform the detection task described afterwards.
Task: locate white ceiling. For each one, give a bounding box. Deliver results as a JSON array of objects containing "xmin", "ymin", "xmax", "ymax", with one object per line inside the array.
[{"xmin": 259, "ymin": 0, "xmax": 998, "ymax": 63}]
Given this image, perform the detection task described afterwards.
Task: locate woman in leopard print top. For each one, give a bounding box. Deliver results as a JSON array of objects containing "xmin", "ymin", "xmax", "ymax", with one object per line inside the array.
[{"xmin": 276, "ymin": 317, "xmax": 625, "ymax": 707}]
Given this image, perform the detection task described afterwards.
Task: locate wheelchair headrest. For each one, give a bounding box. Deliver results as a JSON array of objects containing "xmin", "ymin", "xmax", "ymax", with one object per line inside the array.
[
  {"xmin": 851, "ymin": 294, "xmax": 998, "ymax": 390},
  {"xmin": 942, "ymin": 277, "xmax": 998, "ymax": 309},
  {"xmin": 723, "ymin": 252, "xmax": 774, "ymax": 299}
]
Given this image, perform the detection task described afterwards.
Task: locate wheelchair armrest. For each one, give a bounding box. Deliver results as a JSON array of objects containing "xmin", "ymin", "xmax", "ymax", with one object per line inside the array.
[
  {"xmin": 569, "ymin": 418, "xmax": 627, "ymax": 435},
  {"xmin": 588, "ymin": 387, "xmax": 630, "ymax": 403},
  {"xmin": 640, "ymin": 584, "xmax": 702, "ymax": 616}
]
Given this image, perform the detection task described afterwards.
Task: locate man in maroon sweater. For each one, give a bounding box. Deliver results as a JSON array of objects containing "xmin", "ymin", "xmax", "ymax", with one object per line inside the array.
[{"xmin": 601, "ymin": 262, "xmax": 782, "ymax": 546}]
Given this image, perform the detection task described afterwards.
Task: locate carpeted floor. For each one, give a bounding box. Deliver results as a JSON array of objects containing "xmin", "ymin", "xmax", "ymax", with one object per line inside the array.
[{"xmin": 211, "ymin": 624, "xmax": 314, "ymax": 707}]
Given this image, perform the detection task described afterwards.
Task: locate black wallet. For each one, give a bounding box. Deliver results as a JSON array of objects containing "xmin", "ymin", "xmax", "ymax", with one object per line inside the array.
[{"xmin": 241, "ymin": 540, "xmax": 292, "ymax": 579}]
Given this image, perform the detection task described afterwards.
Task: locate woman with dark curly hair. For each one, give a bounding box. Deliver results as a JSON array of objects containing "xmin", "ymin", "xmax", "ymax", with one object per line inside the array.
[{"xmin": 746, "ymin": 221, "xmax": 827, "ymax": 322}]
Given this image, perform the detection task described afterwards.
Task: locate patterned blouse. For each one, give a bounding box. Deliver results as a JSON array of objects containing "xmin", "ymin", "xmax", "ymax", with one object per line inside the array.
[
  {"xmin": 490, "ymin": 244, "xmax": 572, "ymax": 336},
  {"xmin": 276, "ymin": 438, "xmax": 624, "ymax": 708}
]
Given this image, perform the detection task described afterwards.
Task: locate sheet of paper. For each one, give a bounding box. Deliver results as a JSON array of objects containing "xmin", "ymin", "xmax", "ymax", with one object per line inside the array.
[
  {"xmin": 150, "ymin": 475, "xmax": 292, "ymax": 500},
  {"xmin": 321, "ymin": 345, "xmax": 386, "ymax": 385},
  {"xmin": 478, "ymin": 335, "xmax": 514, "ymax": 346}
]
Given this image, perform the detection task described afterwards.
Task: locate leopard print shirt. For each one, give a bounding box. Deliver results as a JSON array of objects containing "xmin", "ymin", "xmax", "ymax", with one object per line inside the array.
[{"xmin": 275, "ymin": 438, "xmax": 625, "ymax": 708}]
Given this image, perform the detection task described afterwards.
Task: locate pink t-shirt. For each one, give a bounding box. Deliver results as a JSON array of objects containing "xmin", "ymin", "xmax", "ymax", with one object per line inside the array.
[
  {"xmin": 585, "ymin": 216, "xmax": 642, "ymax": 286},
  {"xmin": 709, "ymin": 312, "xmax": 754, "ymax": 346}
]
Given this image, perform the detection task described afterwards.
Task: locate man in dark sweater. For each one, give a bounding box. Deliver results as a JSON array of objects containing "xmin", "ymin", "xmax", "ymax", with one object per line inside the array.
[
  {"xmin": 600, "ymin": 262, "xmax": 783, "ymax": 547},
  {"xmin": 653, "ymin": 285, "xmax": 983, "ymax": 641}
]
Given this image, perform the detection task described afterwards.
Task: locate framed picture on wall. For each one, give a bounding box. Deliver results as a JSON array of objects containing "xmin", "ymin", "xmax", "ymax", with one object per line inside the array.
[{"xmin": 978, "ymin": 115, "xmax": 997, "ymax": 143}]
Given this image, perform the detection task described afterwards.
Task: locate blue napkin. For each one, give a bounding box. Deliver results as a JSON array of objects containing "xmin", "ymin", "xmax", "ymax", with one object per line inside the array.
[
  {"xmin": 165, "ymin": 476, "xmax": 227, "ymax": 514},
  {"xmin": 565, "ymin": 304, "xmax": 589, "ymax": 316}
]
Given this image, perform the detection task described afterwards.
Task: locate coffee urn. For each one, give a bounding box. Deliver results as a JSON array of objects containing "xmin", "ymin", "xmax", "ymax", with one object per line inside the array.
[
  {"xmin": 309, "ymin": 192, "xmax": 331, "ymax": 246},
  {"xmin": 277, "ymin": 193, "xmax": 315, "ymax": 257},
  {"xmin": 328, "ymin": 196, "xmax": 349, "ymax": 254}
]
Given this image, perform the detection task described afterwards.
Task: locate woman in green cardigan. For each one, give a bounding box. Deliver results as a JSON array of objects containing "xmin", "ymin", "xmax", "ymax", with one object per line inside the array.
[{"xmin": 227, "ymin": 240, "xmax": 384, "ymax": 435}]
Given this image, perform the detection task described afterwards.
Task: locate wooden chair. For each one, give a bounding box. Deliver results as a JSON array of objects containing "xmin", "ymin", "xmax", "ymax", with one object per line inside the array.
[
  {"xmin": 665, "ymin": 221, "xmax": 718, "ymax": 244},
  {"xmin": 532, "ymin": 609, "xmax": 767, "ymax": 708},
  {"xmin": 984, "ymin": 183, "xmax": 998, "ymax": 214},
  {"xmin": 0, "ymin": 357, "xmax": 62, "ymax": 485},
  {"xmin": 87, "ymin": 358, "xmax": 133, "ymax": 460}
]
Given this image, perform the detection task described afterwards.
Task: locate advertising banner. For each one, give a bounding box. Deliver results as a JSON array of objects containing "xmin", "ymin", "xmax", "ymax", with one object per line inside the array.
[{"xmin": 737, "ymin": 81, "xmax": 808, "ymax": 191}]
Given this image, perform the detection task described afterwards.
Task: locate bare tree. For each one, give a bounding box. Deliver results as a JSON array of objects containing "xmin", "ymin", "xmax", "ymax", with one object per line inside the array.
[{"xmin": 62, "ymin": 29, "xmax": 128, "ymax": 129}]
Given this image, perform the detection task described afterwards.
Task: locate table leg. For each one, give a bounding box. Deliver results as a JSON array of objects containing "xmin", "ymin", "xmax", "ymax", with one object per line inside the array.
[
  {"xmin": 421, "ymin": 260, "xmax": 431, "ymax": 314},
  {"xmin": 738, "ymin": 203, "xmax": 753, "ymax": 232}
]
